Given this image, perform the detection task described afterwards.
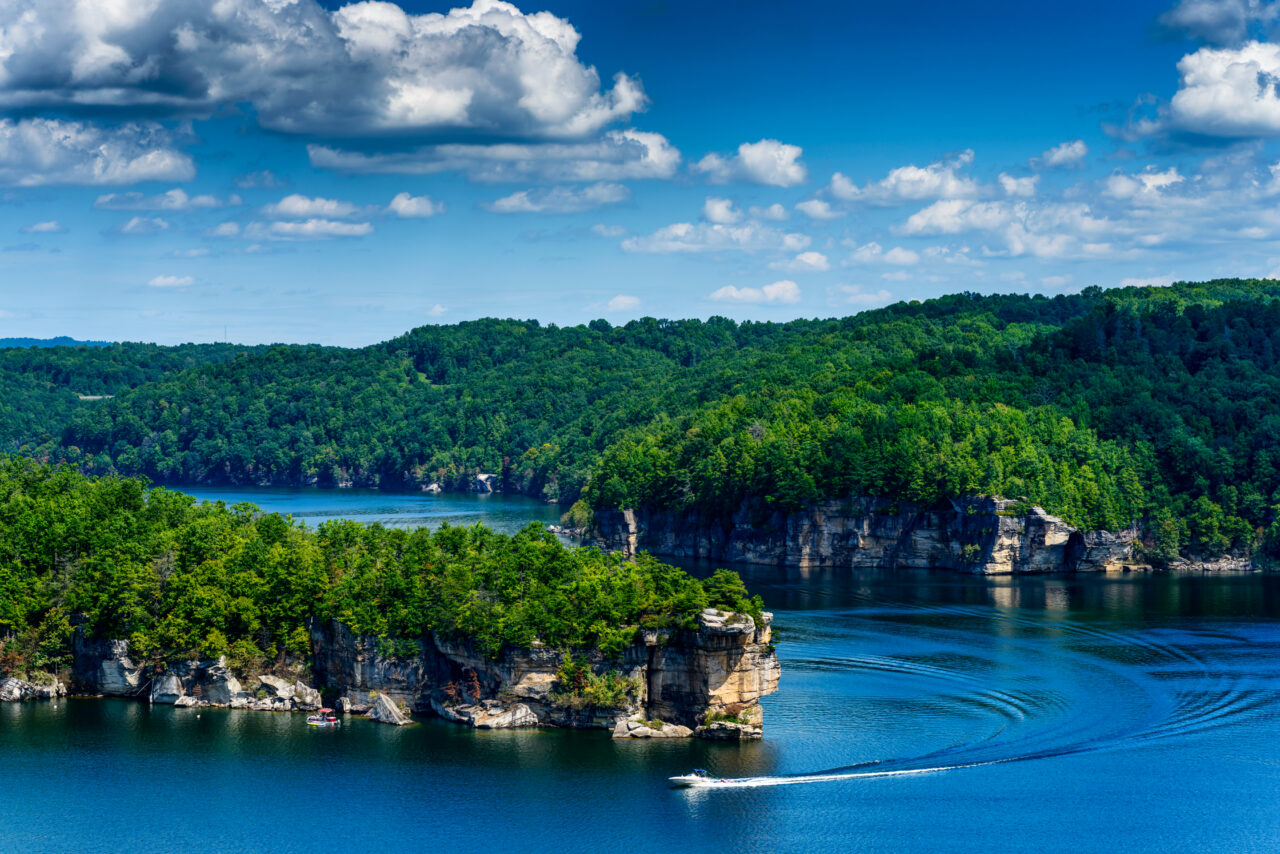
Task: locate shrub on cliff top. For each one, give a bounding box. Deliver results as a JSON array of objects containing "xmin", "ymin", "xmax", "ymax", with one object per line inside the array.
[{"xmin": 0, "ymin": 457, "xmax": 763, "ymax": 669}]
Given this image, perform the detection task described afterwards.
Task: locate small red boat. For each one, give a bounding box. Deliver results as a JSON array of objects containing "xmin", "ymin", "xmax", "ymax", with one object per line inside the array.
[{"xmin": 307, "ymin": 707, "xmax": 340, "ymax": 727}]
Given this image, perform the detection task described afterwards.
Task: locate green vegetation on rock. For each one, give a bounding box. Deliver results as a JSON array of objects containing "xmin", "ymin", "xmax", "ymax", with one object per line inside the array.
[{"xmin": 0, "ymin": 458, "xmax": 761, "ymax": 675}]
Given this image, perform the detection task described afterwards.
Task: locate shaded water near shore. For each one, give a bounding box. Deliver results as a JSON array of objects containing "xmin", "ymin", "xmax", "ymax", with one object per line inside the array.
[{"xmin": 4, "ymin": 489, "xmax": 1280, "ymax": 853}]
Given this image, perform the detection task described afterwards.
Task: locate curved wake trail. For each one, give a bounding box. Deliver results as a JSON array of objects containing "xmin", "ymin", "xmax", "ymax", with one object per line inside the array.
[{"xmin": 678, "ymin": 599, "xmax": 1278, "ymax": 791}]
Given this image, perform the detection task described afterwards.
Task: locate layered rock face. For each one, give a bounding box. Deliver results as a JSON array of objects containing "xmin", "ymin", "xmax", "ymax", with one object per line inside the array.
[
  {"xmin": 310, "ymin": 609, "xmax": 779, "ymax": 738},
  {"xmin": 72, "ymin": 631, "xmax": 323, "ymax": 713},
  {"xmin": 73, "ymin": 636, "xmax": 146, "ymax": 696},
  {"xmin": 68, "ymin": 611, "xmax": 780, "ymax": 737},
  {"xmin": 592, "ymin": 496, "xmax": 1138, "ymax": 575},
  {"xmin": 0, "ymin": 676, "xmax": 66, "ymax": 702}
]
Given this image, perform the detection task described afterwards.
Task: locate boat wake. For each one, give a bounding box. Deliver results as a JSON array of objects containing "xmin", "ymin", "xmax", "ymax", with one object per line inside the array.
[{"xmin": 675, "ymin": 601, "xmax": 1279, "ymax": 791}]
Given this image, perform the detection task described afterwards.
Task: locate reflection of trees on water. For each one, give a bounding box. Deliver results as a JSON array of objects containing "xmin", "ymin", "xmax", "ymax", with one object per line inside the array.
[{"xmin": 669, "ymin": 559, "xmax": 1280, "ymax": 622}]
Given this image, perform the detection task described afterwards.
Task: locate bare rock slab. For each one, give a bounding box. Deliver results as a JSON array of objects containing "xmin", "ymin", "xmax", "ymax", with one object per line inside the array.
[{"xmin": 367, "ymin": 692, "xmax": 412, "ymax": 726}]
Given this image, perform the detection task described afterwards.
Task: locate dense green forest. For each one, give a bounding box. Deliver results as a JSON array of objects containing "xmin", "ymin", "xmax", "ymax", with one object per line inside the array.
[
  {"xmin": 7, "ymin": 278, "xmax": 1280, "ymax": 561},
  {"xmin": 0, "ymin": 457, "xmax": 761, "ymax": 677},
  {"xmin": 0, "ymin": 341, "xmax": 259, "ymax": 465}
]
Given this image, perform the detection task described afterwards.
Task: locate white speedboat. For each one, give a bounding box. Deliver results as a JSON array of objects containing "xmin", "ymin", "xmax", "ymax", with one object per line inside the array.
[{"xmin": 669, "ymin": 769, "xmax": 717, "ymax": 787}]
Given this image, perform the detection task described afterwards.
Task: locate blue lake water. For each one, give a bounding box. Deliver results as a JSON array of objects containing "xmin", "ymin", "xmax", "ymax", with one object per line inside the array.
[
  {"xmin": 3, "ymin": 489, "xmax": 1280, "ymax": 853},
  {"xmin": 174, "ymin": 485, "xmax": 562, "ymax": 534}
]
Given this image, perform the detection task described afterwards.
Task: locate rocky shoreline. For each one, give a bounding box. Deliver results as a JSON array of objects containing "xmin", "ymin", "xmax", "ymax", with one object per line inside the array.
[
  {"xmin": 309, "ymin": 607, "xmax": 779, "ymax": 739},
  {"xmin": 4, "ymin": 608, "xmax": 781, "ymax": 741},
  {"xmin": 589, "ymin": 495, "xmax": 1254, "ymax": 575},
  {"xmin": 0, "ymin": 676, "xmax": 66, "ymax": 702}
]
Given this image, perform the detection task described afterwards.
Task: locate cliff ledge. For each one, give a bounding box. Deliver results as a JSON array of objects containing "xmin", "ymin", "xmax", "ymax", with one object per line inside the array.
[{"xmin": 590, "ymin": 496, "xmax": 1140, "ymax": 574}]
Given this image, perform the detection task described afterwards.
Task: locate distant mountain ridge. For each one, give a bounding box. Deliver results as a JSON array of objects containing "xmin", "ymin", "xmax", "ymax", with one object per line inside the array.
[
  {"xmin": 0, "ymin": 336, "xmax": 111, "ymax": 349},
  {"xmin": 4, "ymin": 278, "xmax": 1280, "ymax": 566}
]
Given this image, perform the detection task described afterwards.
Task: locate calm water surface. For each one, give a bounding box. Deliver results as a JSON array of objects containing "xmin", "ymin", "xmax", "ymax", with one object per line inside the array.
[
  {"xmin": 175, "ymin": 485, "xmax": 562, "ymax": 534},
  {"xmin": 4, "ymin": 490, "xmax": 1280, "ymax": 853}
]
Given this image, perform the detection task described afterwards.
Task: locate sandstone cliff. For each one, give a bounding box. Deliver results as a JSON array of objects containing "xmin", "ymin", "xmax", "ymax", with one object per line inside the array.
[
  {"xmin": 590, "ymin": 496, "xmax": 1139, "ymax": 575},
  {"xmin": 71, "ymin": 631, "xmax": 325, "ymax": 713},
  {"xmin": 67, "ymin": 611, "xmax": 780, "ymax": 739},
  {"xmin": 309, "ymin": 609, "xmax": 779, "ymax": 738}
]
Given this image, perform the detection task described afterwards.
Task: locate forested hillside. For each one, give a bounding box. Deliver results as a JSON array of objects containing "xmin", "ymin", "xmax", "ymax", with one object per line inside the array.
[
  {"xmin": 7, "ymin": 278, "xmax": 1280, "ymax": 561},
  {"xmin": 0, "ymin": 341, "xmax": 258, "ymax": 459}
]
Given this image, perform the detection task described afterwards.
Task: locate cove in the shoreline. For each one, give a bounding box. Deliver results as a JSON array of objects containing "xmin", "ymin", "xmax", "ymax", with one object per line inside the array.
[{"xmin": 176, "ymin": 484, "xmax": 563, "ymax": 534}]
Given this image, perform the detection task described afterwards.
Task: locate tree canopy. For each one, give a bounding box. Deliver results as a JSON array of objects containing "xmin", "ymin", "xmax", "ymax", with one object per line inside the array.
[
  {"xmin": 0, "ymin": 458, "xmax": 760, "ymax": 677},
  {"xmin": 7, "ymin": 278, "xmax": 1280, "ymax": 560}
]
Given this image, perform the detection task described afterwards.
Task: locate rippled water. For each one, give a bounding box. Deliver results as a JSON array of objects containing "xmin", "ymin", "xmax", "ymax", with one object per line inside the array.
[{"xmin": 4, "ymin": 491, "xmax": 1280, "ymax": 852}]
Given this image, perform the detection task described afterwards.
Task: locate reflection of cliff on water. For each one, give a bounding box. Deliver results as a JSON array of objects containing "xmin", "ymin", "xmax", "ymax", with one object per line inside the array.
[{"xmin": 670, "ymin": 559, "xmax": 1280, "ymax": 622}]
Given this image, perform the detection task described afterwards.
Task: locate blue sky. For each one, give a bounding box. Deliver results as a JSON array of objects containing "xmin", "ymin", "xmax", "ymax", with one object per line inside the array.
[{"xmin": 2, "ymin": 0, "xmax": 1279, "ymax": 344}]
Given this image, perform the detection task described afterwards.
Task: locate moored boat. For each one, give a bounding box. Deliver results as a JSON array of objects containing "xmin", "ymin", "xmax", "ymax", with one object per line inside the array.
[{"xmin": 307, "ymin": 708, "xmax": 340, "ymax": 727}]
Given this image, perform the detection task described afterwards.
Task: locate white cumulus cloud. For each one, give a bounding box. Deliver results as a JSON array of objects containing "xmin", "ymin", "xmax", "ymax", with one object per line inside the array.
[
  {"xmin": 795, "ymin": 199, "xmax": 845, "ymax": 220},
  {"xmin": 0, "ymin": 0, "xmax": 646, "ymax": 140},
  {"xmin": 829, "ymin": 150, "xmax": 979, "ymax": 204},
  {"xmin": 998, "ymin": 173, "xmax": 1039, "ymax": 197},
  {"xmin": 0, "ymin": 119, "xmax": 193, "ymax": 186},
  {"xmin": 703, "ymin": 197, "xmax": 742, "ymax": 224},
  {"xmin": 898, "ymin": 200, "xmax": 1016, "ymax": 236},
  {"xmin": 262, "ymin": 194, "xmax": 361, "ymax": 219},
  {"xmin": 846, "ymin": 242, "xmax": 920, "ymax": 265},
  {"xmin": 388, "ymin": 192, "xmax": 444, "ymax": 218},
  {"xmin": 897, "ymin": 199, "xmax": 1113, "ymax": 260},
  {"xmin": 1165, "ymin": 41, "xmax": 1280, "ymax": 136},
  {"xmin": 770, "ymin": 251, "xmax": 830, "ymax": 272},
  {"xmin": 1036, "ymin": 140, "xmax": 1088, "ymax": 168},
  {"xmin": 693, "ymin": 139, "xmax": 807, "ymax": 187},
  {"xmin": 748, "ymin": 203, "xmax": 789, "ymax": 221},
  {"xmin": 710, "ymin": 280, "xmax": 801, "ymax": 304},
  {"xmin": 1103, "ymin": 167, "xmax": 1185, "ymax": 201}
]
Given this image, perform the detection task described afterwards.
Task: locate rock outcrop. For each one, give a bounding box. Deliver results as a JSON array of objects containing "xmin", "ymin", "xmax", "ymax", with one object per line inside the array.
[
  {"xmin": 71, "ymin": 634, "xmax": 331, "ymax": 715},
  {"xmin": 432, "ymin": 698, "xmax": 538, "ymax": 729},
  {"xmin": 366, "ymin": 692, "xmax": 412, "ymax": 726},
  {"xmin": 310, "ymin": 609, "xmax": 779, "ymax": 738},
  {"xmin": 0, "ymin": 675, "xmax": 66, "ymax": 702},
  {"xmin": 591, "ymin": 496, "xmax": 1137, "ymax": 575},
  {"xmin": 695, "ymin": 703, "xmax": 765, "ymax": 740},
  {"xmin": 69, "ymin": 608, "xmax": 781, "ymax": 737},
  {"xmin": 72, "ymin": 634, "xmax": 146, "ymax": 695},
  {"xmin": 612, "ymin": 718, "xmax": 694, "ymax": 739}
]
